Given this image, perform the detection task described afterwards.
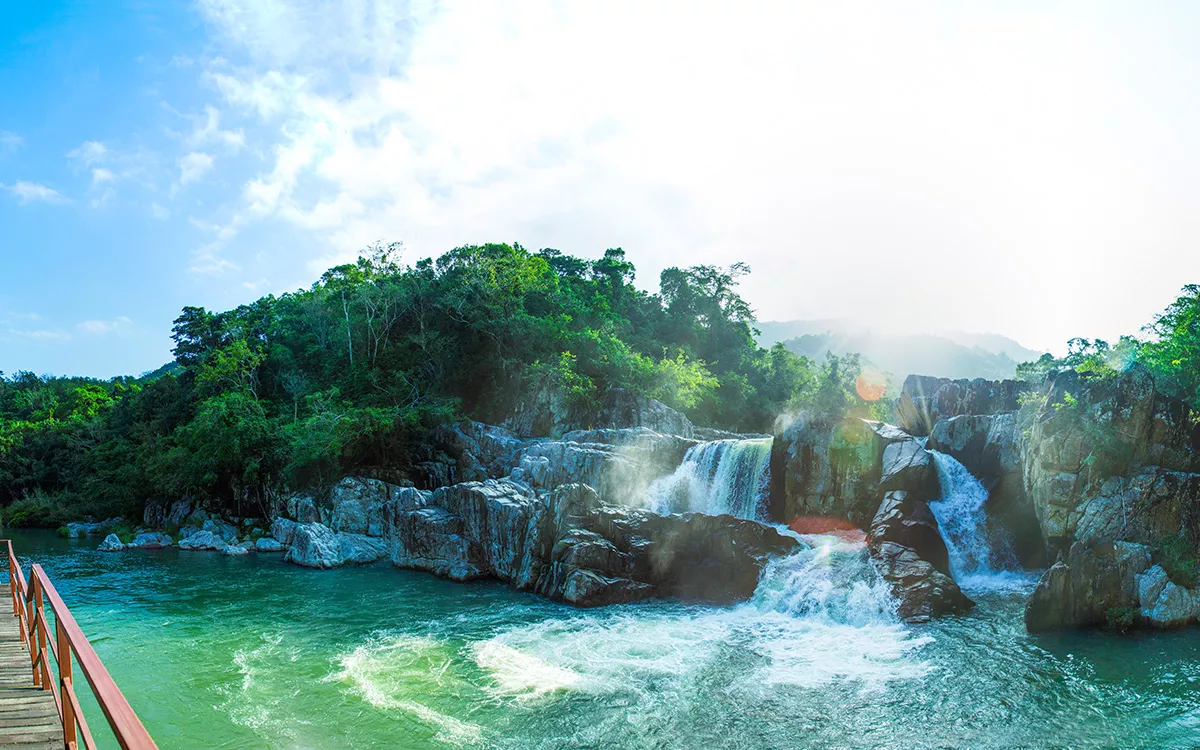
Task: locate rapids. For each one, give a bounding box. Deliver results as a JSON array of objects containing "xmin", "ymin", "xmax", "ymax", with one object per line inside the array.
[{"xmin": 10, "ymin": 529, "xmax": 1200, "ymax": 749}]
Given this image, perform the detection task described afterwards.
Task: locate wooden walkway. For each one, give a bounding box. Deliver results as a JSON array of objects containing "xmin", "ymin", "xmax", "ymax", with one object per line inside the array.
[
  {"xmin": 0, "ymin": 539, "xmax": 157, "ymax": 750},
  {"xmin": 0, "ymin": 611, "xmax": 61, "ymax": 749}
]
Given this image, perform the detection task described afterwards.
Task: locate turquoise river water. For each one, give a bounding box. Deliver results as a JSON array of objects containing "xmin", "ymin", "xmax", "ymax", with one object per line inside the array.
[{"xmin": 8, "ymin": 528, "xmax": 1200, "ymax": 749}]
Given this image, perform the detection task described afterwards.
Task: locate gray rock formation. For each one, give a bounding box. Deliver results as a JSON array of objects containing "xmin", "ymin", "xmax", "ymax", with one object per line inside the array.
[
  {"xmin": 1137, "ymin": 565, "xmax": 1200, "ymax": 628},
  {"xmin": 508, "ymin": 382, "xmax": 694, "ymax": 439},
  {"xmin": 894, "ymin": 375, "xmax": 1027, "ymax": 437},
  {"xmin": 178, "ymin": 531, "xmax": 226, "ymax": 551},
  {"xmin": 285, "ymin": 523, "xmax": 342, "ymax": 569},
  {"xmin": 222, "ymin": 544, "xmax": 250, "ymax": 556},
  {"xmin": 270, "ymin": 518, "xmax": 298, "ymax": 546},
  {"xmin": 1024, "ymin": 541, "xmax": 1151, "ymax": 631},
  {"xmin": 97, "ymin": 534, "xmax": 125, "ymax": 552},
  {"xmin": 142, "ymin": 500, "xmax": 192, "ymax": 529},
  {"xmin": 127, "ymin": 531, "xmax": 173, "ymax": 549},
  {"xmin": 510, "ymin": 428, "xmax": 693, "ymax": 506},
  {"xmin": 383, "ymin": 479, "xmax": 801, "ymax": 606},
  {"xmin": 769, "ymin": 414, "xmax": 914, "ymax": 525},
  {"xmin": 254, "ymin": 537, "xmax": 285, "ymax": 552},
  {"xmin": 866, "ymin": 491, "xmax": 972, "ymax": 622},
  {"xmin": 1023, "ymin": 367, "xmax": 1200, "ymax": 552}
]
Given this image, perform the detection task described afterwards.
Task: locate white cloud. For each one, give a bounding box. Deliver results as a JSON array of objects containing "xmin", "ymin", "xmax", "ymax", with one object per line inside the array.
[
  {"xmin": 78, "ymin": 317, "xmax": 132, "ymax": 334},
  {"xmin": 92, "ymin": 168, "xmax": 116, "ymax": 184},
  {"xmin": 66, "ymin": 140, "xmax": 110, "ymax": 167},
  {"xmin": 6, "ymin": 329, "xmax": 71, "ymax": 341},
  {"xmin": 185, "ymin": 105, "xmax": 246, "ymax": 150},
  {"xmin": 2, "ymin": 181, "xmax": 68, "ymax": 205},
  {"xmin": 0, "ymin": 131, "xmax": 21, "ymax": 151},
  {"xmin": 179, "ymin": 151, "xmax": 214, "ymax": 184},
  {"xmin": 191, "ymin": 0, "xmax": 1200, "ymax": 351},
  {"xmin": 151, "ymin": 203, "xmax": 170, "ymax": 220}
]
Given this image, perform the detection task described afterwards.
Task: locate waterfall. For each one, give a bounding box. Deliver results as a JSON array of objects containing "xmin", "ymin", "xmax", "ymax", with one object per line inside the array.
[
  {"xmin": 647, "ymin": 438, "xmax": 772, "ymax": 520},
  {"xmin": 751, "ymin": 534, "xmax": 897, "ymax": 626},
  {"xmin": 927, "ymin": 451, "xmax": 1026, "ymax": 591}
]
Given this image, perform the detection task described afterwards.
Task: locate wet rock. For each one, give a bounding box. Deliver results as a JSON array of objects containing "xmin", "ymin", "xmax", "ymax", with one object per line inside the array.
[
  {"xmin": 97, "ymin": 534, "xmax": 125, "ymax": 552},
  {"xmin": 770, "ymin": 413, "xmax": 902, "ymax": 525},
  {"xmin": 384, "ymin": 479, "xmax": 801, "ymax": 607},
  {"xmin": 1137, "ymin": 565, "xmax": 1200, "ymax": 628},
  {"xmin": 1024, "ymin": 541, "xmax": 1151, "ymax": 632},
  {"xmin": 866, "ymin": 491, "xmax": 971, "ymax": 621},
  {"xmin": 222, "ymin": 544, "xmax": 249, "ymax": 556},
  {"xmin": 178, "ymin": 531, "xmax": 226, "ymax": 551},
  {"xmin": 254, "ymin": 537, "xmax": 285, "ymax": 552},
  {"xmin": 285, "ymin": 523, "xmax": 342, "ymax": 569},
  {"xmin": 879, "ymin": 438, "xmax": 937, "ymax": 501},
  {"xmin": 336, "ymin": 533, "xmax": 387, "ymax": 564},
  {"xmin": 127, "ymin": 532, "xmax": 173, "ymax": 549}
]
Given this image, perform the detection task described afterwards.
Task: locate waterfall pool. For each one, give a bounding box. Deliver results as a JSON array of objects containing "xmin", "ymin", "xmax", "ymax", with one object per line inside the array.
[{"xmin": 8, "ymin": 528, "xmax": 1200, "ymax": 749}]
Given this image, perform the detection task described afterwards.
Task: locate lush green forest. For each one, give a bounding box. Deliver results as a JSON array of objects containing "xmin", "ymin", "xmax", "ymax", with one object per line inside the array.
[{"xmin": 0, "ymin": 244, "xmax": 878, "ymax": 526}]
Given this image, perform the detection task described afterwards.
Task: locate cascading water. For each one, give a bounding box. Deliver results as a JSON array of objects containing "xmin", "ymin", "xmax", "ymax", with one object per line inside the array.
[
  {"xmin": 647, "ymin": 438, "xmax": 772, "ymax": 520},
  {"xmin": 928, "ymin": 451, "xmax": 1026, "ymax": 592},
  {"xmin": 752, "ymin": 533, "xmax": 897, "ymax": 626}
]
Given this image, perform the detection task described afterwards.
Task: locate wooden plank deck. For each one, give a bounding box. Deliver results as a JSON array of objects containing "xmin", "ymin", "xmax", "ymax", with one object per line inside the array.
[{"xmin": 0, "ymin": 611, "xmax": 63, "ymax": 749}]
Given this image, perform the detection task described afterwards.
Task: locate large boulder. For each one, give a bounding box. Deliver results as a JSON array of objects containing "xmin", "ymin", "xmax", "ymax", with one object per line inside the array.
[
  {"xmin": 383, "ymin": 480, "xmax": 802, "ymax": 607},
  {"xmin": 270, "ymin": 518, "xmax": 298, "ymax": 546},
  {"xmin": 97, "ymin": 534, "xmax": 125, "ymax": 552},
  {"xmin": 1137, "ymin": 565, "xmax": 1200, "ymax": 628},
  {"xmin": 769, "ymin": 414, "xmax": 912, "ymax": 526},
  {"xmin": 894, "ymin": 375, "xmax": 1028, "ymax": 436},
  {"xmin": 1024, "ymin": 541, "xmax": 1151, "ymax": 631},
  {"xmin": 202, "ymin": 519, "xmax": 239, "ymax": 544},
  {"xmin": 285, "ymin": 523, "xmax": 343, "ymax": 569},
  {"xmin": 337, "ymin": 533, "xmax": 388, "ymax": 564},
  {"xmin": 866, "ymin": 491, "xmax": 972, "ymax": 622},
  {"xmin": 254, "ymin": 537, "xmax": 285, "ymax": 552},
  {"xmin": 127, "ymin": 532, "xmax": 173, "ymax": 549},
  {"xmin": 879, "ymin": 438, "xmax": 938, "ymax": 501},
  {"xmin": 178, "ymin": 531, "xmax": 226, "ymax": 551}
]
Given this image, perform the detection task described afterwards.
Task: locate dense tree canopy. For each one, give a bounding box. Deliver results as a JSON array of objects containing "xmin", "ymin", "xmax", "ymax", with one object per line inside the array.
[{"xmin": 0, "ymin": 243, "xmax": 879, "ymax": 525}]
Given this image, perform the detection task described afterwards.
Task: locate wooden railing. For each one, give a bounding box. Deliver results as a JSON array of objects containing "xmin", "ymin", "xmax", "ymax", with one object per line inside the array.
[{"xmin": 4, "ymin": 539, "xmax": 157, "ymax": 750}]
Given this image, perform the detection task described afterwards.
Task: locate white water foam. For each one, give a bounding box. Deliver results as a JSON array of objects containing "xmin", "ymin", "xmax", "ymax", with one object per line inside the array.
[
  {"xmin": 328, "ymin": 635, "xmax": 485, "ymax": 746},
  {"xmin": 470, "ymin": 535, "xmax": 930, "ymax": 703},
  {"xmin": 647, "ymin": 437, "xmax": 772, "ymax": 519}
]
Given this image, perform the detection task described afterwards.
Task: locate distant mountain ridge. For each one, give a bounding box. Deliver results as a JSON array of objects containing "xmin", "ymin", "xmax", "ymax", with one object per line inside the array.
[{"xmin": 755, "ymin": 319, "xmax": 1044, "ymax": 381}]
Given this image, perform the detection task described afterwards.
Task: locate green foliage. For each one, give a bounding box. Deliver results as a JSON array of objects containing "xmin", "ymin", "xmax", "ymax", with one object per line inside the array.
[
  {"xmin": 1105, "ymin": 606, "xmax": 1138, "ymax": 633},
  {"xmin": 1140, "ymin": 284, "xmax": 1200, "ymax": 412},
  {"xmin": 1153, "ymin": 535, "xmax": 1200, "ymax": 589},
  {"xmin": 2, "ymin": 243, "xmax": 832, "ymax": 524}
]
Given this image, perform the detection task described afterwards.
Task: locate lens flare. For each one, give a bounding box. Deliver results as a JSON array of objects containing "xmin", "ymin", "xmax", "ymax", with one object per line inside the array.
[{"xmin": 855, "ymin": 369, "xmax": 887, "ymax": 401}]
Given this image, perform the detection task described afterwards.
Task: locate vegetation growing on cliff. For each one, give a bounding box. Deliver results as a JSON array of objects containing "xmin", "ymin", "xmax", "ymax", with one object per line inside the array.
[
  {"xmin": 1017, "ymin": 284, "xmax": 1200, "ymax": 414},
  {"xmin": 0, "ymin": 244, "xmax": 878, "ymax": 525}
]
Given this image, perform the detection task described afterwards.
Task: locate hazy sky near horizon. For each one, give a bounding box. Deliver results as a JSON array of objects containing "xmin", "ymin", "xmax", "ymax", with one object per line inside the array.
[{"xmin": 2, "ymin": 1, "xmax": 1199, "ymax": 377}]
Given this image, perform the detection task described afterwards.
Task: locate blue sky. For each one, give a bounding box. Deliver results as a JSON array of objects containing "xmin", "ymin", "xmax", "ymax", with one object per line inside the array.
[{"xmin": 3, "ymin": 1, "xmax": 1200, "ymax": 378}]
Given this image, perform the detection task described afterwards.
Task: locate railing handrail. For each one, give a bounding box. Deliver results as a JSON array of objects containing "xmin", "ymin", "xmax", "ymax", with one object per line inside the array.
[{"xmin": 3, "ymin": 539, "xmax": 157, "ymax": 750}]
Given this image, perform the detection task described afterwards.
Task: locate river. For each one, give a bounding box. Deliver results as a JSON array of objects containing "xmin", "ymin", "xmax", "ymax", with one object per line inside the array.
[{"xmin": 8, "ymin": 528, "xmax": 1200, "ymax": 749}]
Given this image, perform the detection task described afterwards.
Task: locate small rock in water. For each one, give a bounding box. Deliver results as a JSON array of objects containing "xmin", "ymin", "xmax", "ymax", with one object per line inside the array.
[
  {"xmin": 97, "ymin": 533, "xmax": 125, "ymax": 552},
  {"xmin": 222, "ymin": 544, "xmax": 250, "ymax": 556},
  {"xmin": 127, "ymin": 531, "xmax": 173, "ymax": 549}
]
